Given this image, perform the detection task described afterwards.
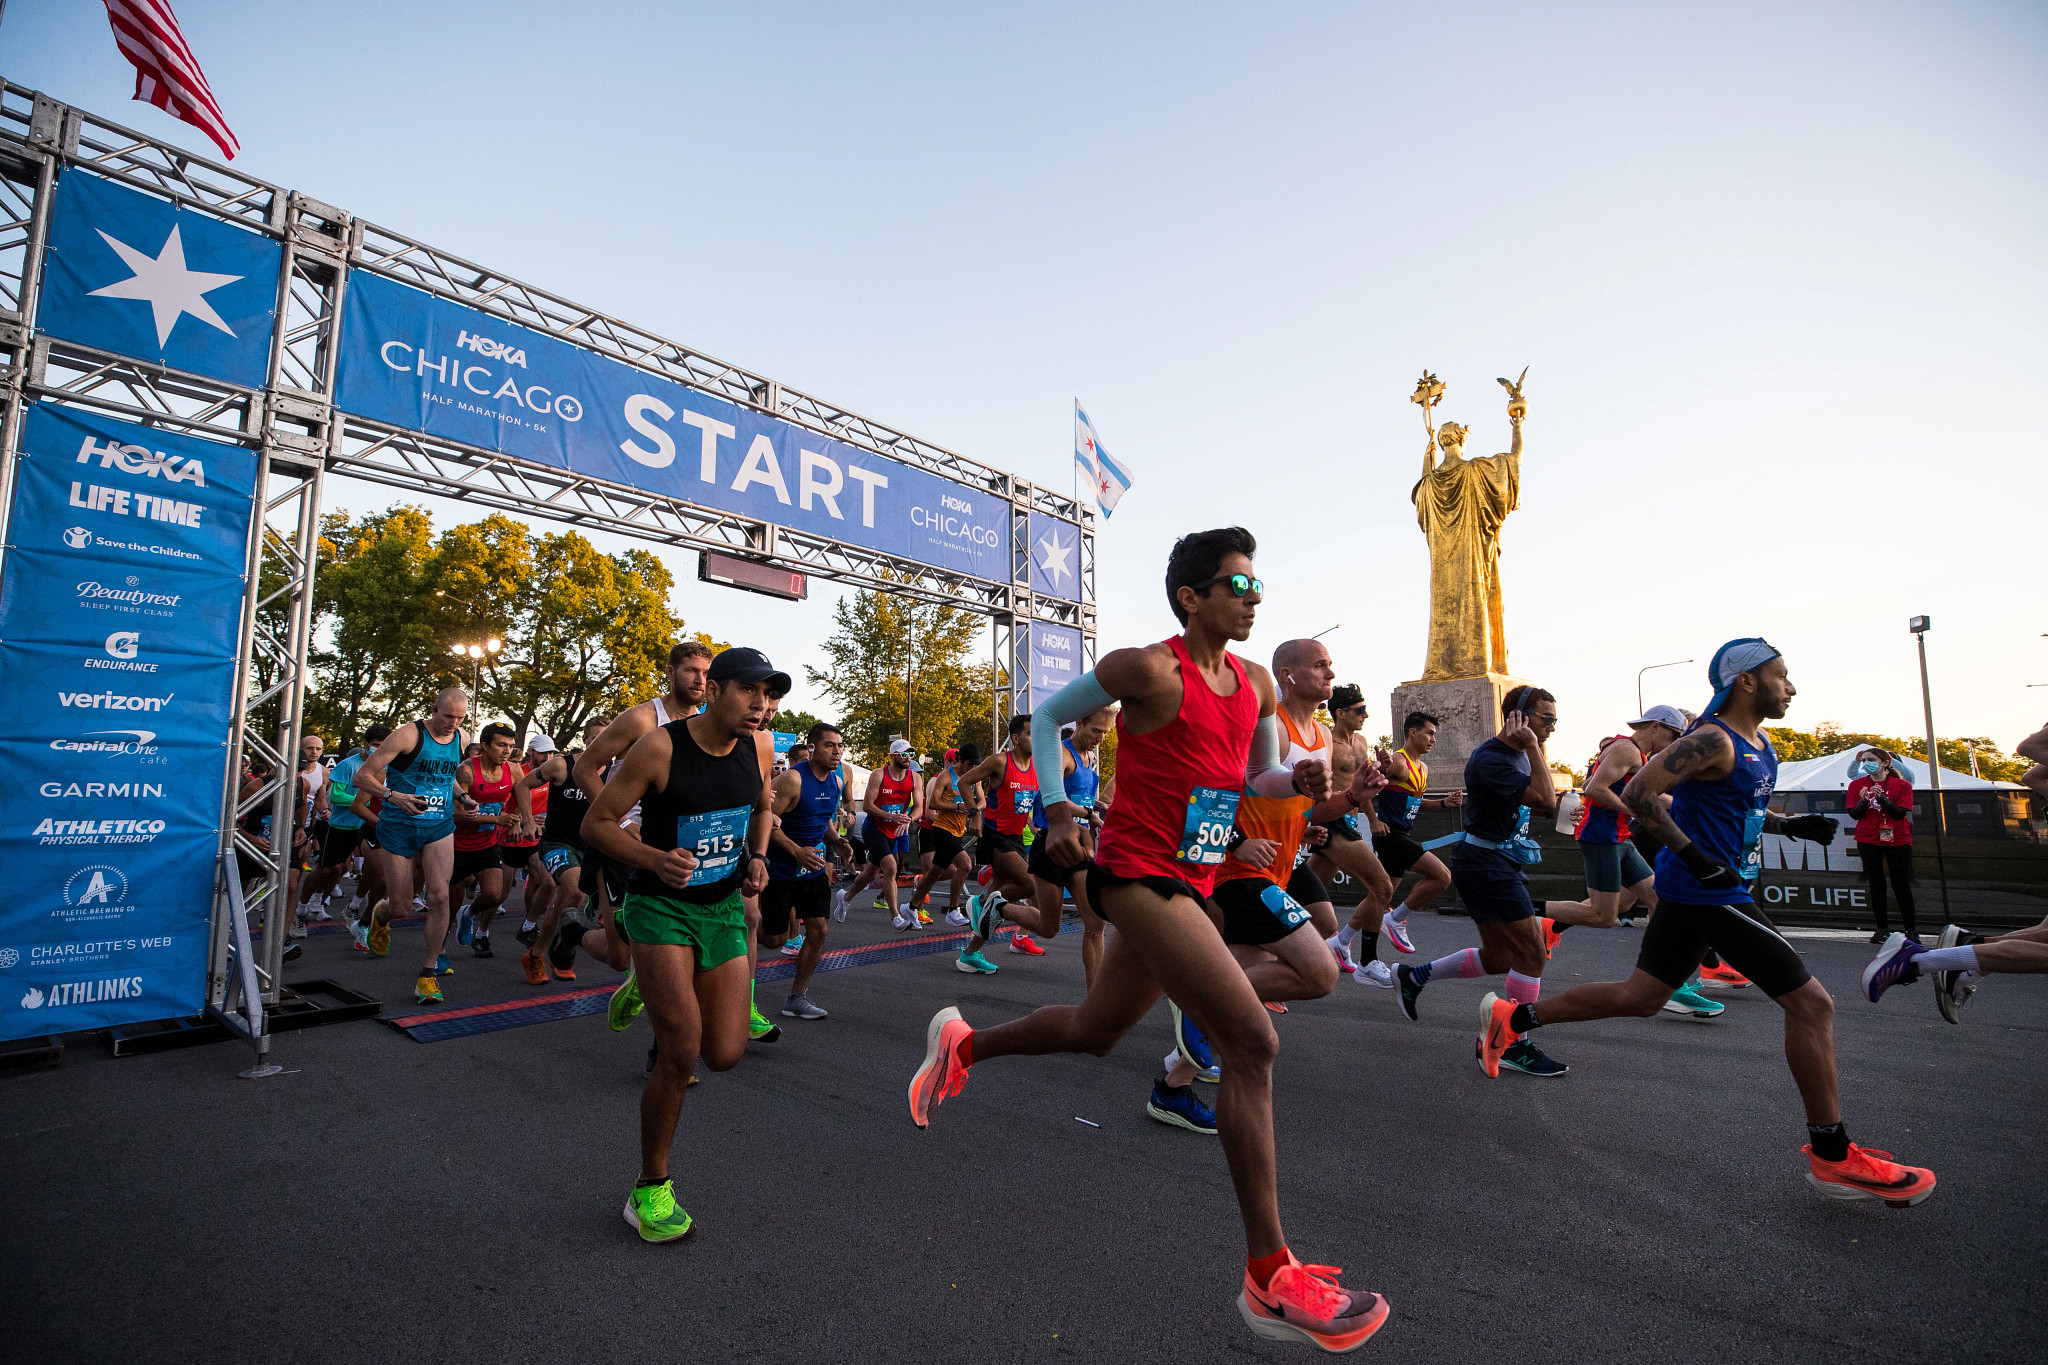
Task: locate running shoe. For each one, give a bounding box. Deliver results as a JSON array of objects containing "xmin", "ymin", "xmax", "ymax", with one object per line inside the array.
[
  {"xmin": 1146, "ymin": 1080, "xmax": 1218, "ymax": 1135},
  {"xmin": 515, "ymin": 923, "xmax": 540, "ymax": 948},
  {"xmin": 956, "ymin": 950, "xmax": 998, "ymax": 974},
  {"xmin": 350, "ymin": 920, "xmax": 372, "ymax": 954},
  {"xmin": 1499, "ymin": 1039, "xmax": 1569, "ymax": 1078},
  {"xmin": 749, "ymin": 1003, "xmax": 782, "ymax": 1042},
  {"xmin": 1803, "ymin": 1143, "xmax": 1937, "ymax": 1208},
  {"xmin": 1476, "ymin": 991, "xmax": 1519, "ymax": 1079},
  {"xmin": 1617, "ymin": 915, "xmax": 1637, "ymax": 929},
  {"xmin": 892, "ymin": 913, "xmax": 916, "ymax": 931},
  {"xmin": 1934, "ymin": 925, "xmax": 1975, "ymax": 1025},
  {"xmin": 1541, "ymin": 917, "xmax": 1563, "ymax": 961},
  {"xmin": 1660, "ymin": 980, "xmax": 1725, "ymax": 1019},
  {"xmin": 472, "ymin": 933, "xmax": 494, "ymax": 959},
  {"xmin": 1696, "ymin": 962, "xmax": 1751, "ymax": 989},
  {"xmin": 414, "ymin": 973, "xmax": 442, "ymax": 1005},
  {"xmin": 282, "ymin": 942, "xmax": 303, "ymax": 962},
  {"xmin": 547, "ymin": 927, "xmax": 579, "ymax": 978},
  {"xmin": 916, "ymin": 906, "xmax": 932, "ymax": 925},
  {"xmin": 1383, "ymin": 916, "xmax": 1416, "ymax": 955},
  {"xmin": 412, "ymin": 894, "xmax": 427, "ymax": 912},
  {"xmin": 1862, "ymin": 932, "xmax": 1927, "ymax": 1003},
  {"xmin": 622, "ymin": 1179, "xmax": 694, "ymax": 1243},
  {"xmin": 780, "ymin": 937, "xmax": 804, "ymax": 957},
  {"xmin": 945, "ymin": 907, "xmax": 969, "ymax": 926},
  {"xmin": 366, "ymin": 907, "xmax": 390, "ymax": 957},
  {"xmin": 1265, "ymin": 1001, "xmax": 1288, "ymax": 1014},
  {"xmin": 1170, "ymin": 1000, "xmax": 1219, "ymax": 1081},
  {"xmin": 973, "ymin": 891, "xmax": 1006, "ymax": 940},
  {"xmin": 1394, "ymin": 963, "xmax": 1424, "ymax": 1022},
  {"xmin": 1356, "ymin": 960, "xmax": 1394, "ymax": 990},
  {"xmin": 457, "ymin": 908, "xmax": 474, "ymax": 946},
  {"xmin": 1325, "ymin": 933, "xmax": 1357, "ymax": 974},
  {"xmin": 909, "ymin": 1004, "xmax": 973, "ymax": 1127},
  {"xmin": 1009, "ymin": 932, "xmax": 1045, "ymax": 956},
  {"xmin": 1239, "ymin": 1253, "xmax": 1391, "ymax": 1353},
  {"xmin": 830, "ymin": 886, "xmax": 848, "ymax": 923},
  {"xmin": 285, "ymin": 922, "xmax": 309, "ymax": 942},
  {"xmin": 783, "ymin": 993, "xmax": 828, "ymax": 1019},
  {"xmin": 302, "ymin": 901, "xmax": 332, "ymax": 922},
  {"xmin": 520, "ymin": 950, "xmax": 549, "ymax": 986},
  {"xmin": 434, "ymin": 953, "xmax": 456, "ymax": 977},
  {"xmin": 346, "ymin": 895, "xmax": 367, "ymax": 916},
  {"xmin": 608, "ymin": 969, "xmax": 644, "ymax": 1030}
]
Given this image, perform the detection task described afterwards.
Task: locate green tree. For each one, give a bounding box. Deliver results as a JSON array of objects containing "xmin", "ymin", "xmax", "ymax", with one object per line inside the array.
[
  {"xmin": 804, "ymin": 581, "xmax": 991, "ymax": 765},
  {"xmin": 306, "ymin": 506, "xmax": 445, "ymax": 746},
  {"xmin": 1763, "ymin": 724, "xmax": 2030, "ymax": 782},
  {"xmin": 774, "ymin": 707, "xmax": 830, "ymax": 742}
]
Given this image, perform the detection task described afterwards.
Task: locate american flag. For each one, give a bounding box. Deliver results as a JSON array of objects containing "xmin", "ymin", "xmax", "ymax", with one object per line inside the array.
[{"xmin": 101, "ymin": 0, "xmax": 240, "ymax": 161}]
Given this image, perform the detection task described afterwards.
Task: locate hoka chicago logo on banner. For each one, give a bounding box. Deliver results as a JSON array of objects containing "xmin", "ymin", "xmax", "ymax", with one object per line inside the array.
[
  {"xmin": 36, "ymin": 171, "xmax": 282, "ymax": 389},
  {"xmin": 335, "ymin": 272, "xmax": 1010, "ymax": 581}
]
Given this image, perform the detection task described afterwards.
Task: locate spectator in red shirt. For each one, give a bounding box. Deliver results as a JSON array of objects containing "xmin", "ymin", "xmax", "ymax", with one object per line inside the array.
[{"xmin": 1846, "ymin": 747, "xmax": 1917, "ymax": 945}]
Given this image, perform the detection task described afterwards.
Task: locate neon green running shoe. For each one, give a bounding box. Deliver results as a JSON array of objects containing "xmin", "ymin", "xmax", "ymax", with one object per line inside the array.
[
  {"xmin": 608, "ymin": 969, "xmax": 644, "ymax": 1032},
  {"xmin": 622, "ymin": 1179, "xmax": 694, "ymax": 1243},
  {"xmin": 1660, "ymin": 978, "xmax": 1725, "ymax": 1019},
  {"xmin": 749, "ymin": 1004, "xmax": 782, "ymax": 1042}
]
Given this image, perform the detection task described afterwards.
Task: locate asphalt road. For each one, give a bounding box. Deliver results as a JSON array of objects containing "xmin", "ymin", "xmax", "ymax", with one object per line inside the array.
[{"xmin": 6, "ymin": 904, "xmax": 2043, "ymax": 1364}]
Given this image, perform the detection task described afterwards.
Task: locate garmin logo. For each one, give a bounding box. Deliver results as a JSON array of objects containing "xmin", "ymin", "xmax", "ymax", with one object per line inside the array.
[{"xmin": 455, "ymin": 331, "xmax": 528, "ymax": 368}]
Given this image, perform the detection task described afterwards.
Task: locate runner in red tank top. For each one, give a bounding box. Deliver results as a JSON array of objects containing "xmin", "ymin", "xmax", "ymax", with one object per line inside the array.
[
  {"xmin": 449, "ymin": 723, "xmax": 533, "ymax": 962},
  {"xmin": 954, "ymin": 716, "xmax": 1052, "ymax": 972},
  {"xmin": 907, "ymin": 528, "xmax": 1391, "ymax": 1354}
]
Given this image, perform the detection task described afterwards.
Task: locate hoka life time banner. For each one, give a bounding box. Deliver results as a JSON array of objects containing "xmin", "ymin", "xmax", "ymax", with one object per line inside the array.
[
  {"xmin": 0, "ymin": 405, "xmax": 256, "ymax": 1041},
  {"xmin": 334, "ymin": 272, "xmax": 1009, "ymax": 582}
]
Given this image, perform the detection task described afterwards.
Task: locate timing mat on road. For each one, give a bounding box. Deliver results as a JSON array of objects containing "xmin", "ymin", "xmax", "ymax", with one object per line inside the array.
[{"xmin": 381, "ymin": 920, "xmax": 1079, "ymax": 1043}]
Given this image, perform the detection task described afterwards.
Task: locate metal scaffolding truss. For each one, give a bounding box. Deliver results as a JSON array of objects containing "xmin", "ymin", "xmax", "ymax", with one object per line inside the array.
[{"xmin": 0, "ymin": 81, "xmax": 1099, "ymax": 1060}]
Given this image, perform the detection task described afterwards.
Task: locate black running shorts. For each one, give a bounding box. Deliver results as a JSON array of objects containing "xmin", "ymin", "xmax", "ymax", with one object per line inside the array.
[
  {"xmin": 978, "ymin": 829, "xmax": 1027, "ymax": 869},
  {"xmin": 1085, "ymin": 864, "xmax": 1209, "ymax": 926},
  {"xmin": 1028, "ymin": 835, "xmax": 1091, "ymax": 885},
  {"xmin": 1372, "ymin": 830, "xmax": 1428, "ymax": 880},
  {"xmin": 1214, "ymin": 875, "xmax": 1315, "ymax": 947},
  {"xmin": 1636, "ymin": 899, "xmax": 1811, "ymax": 999},
  {"xmin": 1315, "ymin": 817, "xmax": 1362, "ymax": 844},
  {"xmin": 1285, "ymin": 863, "xmax": 1330, "ymax": 907},
  {"xmin": 759, "ymin": 876, "xmax": 829, "ymax": 940},
  {"xmin": 319, "ymin": 823, "xmax": 368, "ymax": 868},
  {"xmin": 450, "ymin": 844, "xmax": 503, "ymax": 884},
  {"xmin": 926, "ymin": 826, "xmax": 970, "ymax": 869}
]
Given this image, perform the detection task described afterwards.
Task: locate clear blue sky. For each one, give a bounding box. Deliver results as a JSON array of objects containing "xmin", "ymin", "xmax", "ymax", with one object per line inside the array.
[{"xmin": 10, "ymin": 1, "xmax": 2045, "ymax": 764}]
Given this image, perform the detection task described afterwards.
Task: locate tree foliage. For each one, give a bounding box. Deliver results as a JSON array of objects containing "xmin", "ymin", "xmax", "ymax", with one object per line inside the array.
[
  {"xmin": 1764, "ymin": 723, "xmax": 2030, "ymax": 782},
  {"xmin": 304, "ymin": 507, "xmax": 700, "ymax": 748},
  {"xmin": 804, "ymin": 581, "xmax": 993, "ymax": 765}
]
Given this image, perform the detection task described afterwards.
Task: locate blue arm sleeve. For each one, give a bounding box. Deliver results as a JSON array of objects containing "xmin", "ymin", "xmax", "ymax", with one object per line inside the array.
[{"xmin": 1032, "ymin": 671, "xmax": 1114, "ymax": 812}]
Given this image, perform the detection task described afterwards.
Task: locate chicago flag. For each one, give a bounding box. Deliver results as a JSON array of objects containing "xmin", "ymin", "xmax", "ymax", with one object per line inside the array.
[{"xmin": 1074, "ymin": 400, "xmax": 1134, "ymax": 517}]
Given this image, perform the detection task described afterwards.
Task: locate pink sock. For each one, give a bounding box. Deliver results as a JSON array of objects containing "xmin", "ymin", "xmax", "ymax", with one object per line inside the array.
[
  {"xmin": 1505, "ymin": 970, "xmax": 1541, "ymax": 1006},
  {"xmin": 1425, "ymin": 947, "xmax": 1483, "ymax": 981}
]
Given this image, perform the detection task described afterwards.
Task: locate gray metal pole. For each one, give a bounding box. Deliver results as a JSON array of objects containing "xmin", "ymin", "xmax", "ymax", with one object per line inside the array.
[{"xmin": 1914, "ymin": 624, "xmax": 1951, "ymax": 918}]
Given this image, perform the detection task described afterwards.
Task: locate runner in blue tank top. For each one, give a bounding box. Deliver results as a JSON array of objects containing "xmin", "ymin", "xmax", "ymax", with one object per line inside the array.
[
  {"xmin": 1477, "ymin": 640, "xmax": 1938, "ymax": 1207},
  {"xmin": 351, "ymin": 687, "xmax": 472, "ymax": 1004},
  {"xmin": 763, "ymin": 723, "xmax": 855, "ymax": 1019},
  {"xmin": 1026, "ymin": 711, "xmax": 1115, "ymax": 983}
]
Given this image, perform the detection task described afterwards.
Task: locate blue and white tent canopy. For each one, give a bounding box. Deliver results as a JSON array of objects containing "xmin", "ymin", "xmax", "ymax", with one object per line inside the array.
[{"xmin": 1772, "ymin": 749, "xmax": 2019, "ymax": 793}]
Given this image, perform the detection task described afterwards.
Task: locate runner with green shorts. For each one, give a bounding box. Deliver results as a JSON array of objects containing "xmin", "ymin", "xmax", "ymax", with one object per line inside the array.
[{"xmin": 582, "ymin": 647, "xmax": 786, "ymax": 1244}]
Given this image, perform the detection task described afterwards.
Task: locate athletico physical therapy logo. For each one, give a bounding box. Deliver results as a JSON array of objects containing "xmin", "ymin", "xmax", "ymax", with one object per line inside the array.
[{"xmin": 33, "ymin": 816, "xmax": 168, "ymax": 846}]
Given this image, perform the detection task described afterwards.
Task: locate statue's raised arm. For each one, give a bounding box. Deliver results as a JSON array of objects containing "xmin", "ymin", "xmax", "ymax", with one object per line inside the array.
[{"xmin": 1495, "ymin": 367, "xmax": 1527, "ymax": 462}]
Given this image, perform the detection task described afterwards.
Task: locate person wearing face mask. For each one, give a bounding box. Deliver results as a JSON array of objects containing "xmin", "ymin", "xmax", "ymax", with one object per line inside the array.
[{"xmin": 1846, "ymin": 748, "xmax": 1917, "ymax": 945}]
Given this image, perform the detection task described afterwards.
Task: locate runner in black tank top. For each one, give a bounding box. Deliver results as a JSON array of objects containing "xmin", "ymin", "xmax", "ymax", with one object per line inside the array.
[
  {"xmin": 580, "ymin": 647, "xmax": 789, "ymax": 1245},
  {"xmin": 514, "ymin": 732, "xmax": 605, "ymax": 986}
]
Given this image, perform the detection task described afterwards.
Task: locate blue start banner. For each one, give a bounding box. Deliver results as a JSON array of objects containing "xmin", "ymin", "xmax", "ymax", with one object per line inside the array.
[
  {"xmin": 1027, "ymin": 620, "xmax": 1084, "ymax": 705},
  {"xmin": 335, "ymin": 272, "xmax": 1010, "ymax": 582},
  {"xmin": 37, "ymin": 170, "xmax": 283, "ymax": 391},
  {"xmin": 0, "ymin": 404, "xmax": 256, "ymax": 1042}
]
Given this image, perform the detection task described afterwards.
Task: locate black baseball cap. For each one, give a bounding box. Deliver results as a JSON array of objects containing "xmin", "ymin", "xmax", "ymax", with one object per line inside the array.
[{"xmin": 708, "ymin": 647, "xmax": 792, "ymax": 697}]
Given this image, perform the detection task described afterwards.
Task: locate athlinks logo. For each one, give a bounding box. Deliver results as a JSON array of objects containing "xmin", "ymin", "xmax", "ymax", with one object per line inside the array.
[
  {"xmin": 455, "ymin": 330, "xmax": 528, "ymax": 368},
  {"xmin": 18, "ymin": 975, "xmax": 146, "ymax": 1010}
]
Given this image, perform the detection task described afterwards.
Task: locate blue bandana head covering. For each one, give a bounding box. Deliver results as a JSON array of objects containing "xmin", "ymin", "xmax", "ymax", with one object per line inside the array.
[{"xmin": 1705, "ymin": 638, "xmax": 1781, "ymax": 716}]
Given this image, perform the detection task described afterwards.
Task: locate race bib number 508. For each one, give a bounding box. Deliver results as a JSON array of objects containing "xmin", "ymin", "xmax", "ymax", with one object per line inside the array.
[{"xmin": 1177, "ymin": 786, "xmax": 1241, "ymax": 866}]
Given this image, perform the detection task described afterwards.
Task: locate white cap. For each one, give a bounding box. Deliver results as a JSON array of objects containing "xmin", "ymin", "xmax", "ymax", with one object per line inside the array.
[
  {"xmin": 889, "ymin": 738, "xmax": 912, "ymax": 755},
  {"xmin": 1628, "ymin": 704, "xmax": 1688, "ymax": 732},
  {"xmin": 526, "ymin": 734, "xmax": 557, "ymax": 753}
]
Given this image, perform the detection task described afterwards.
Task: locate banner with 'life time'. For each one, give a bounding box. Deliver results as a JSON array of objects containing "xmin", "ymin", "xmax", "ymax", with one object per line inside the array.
[{"xmin": 0, "ymin": 404, "xmax": 256, "ymax": 1042}]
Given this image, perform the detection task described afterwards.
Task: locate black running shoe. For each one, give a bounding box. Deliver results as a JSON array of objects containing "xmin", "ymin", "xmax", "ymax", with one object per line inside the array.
[
  {"xmin": 472, "ymin": 933, "xmax": 493, "ymax": 959},
  {"xmin": 282, "ymin": 941, "xmax": 303, "ymax": 963},
  {"xmin": 515, "ymin": 923, "xmax": 539, "ymax": 948},
  {"xmin": 1499, "ymin": 1039, "xmax": 1569, "ymax": 1077},
  {"xmin": 549, "ymin": 919, "xmax": 588, "ymax": 973},
  {"xmin": 1395, "ymin": 963, "xmax": 1423, "ymax": 1022}
]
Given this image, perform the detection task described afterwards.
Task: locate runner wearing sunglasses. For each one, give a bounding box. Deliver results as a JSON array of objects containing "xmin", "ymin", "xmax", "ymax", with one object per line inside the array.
[{"xmin": 908, "ymin": 528, "xmax": 1392, "ymax": 1353}]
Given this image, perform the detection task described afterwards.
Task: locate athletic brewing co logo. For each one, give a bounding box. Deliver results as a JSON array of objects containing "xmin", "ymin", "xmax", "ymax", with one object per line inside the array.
[{"xmin": 65, "ymin": 865, "xmax": 128, "ymax": 906}]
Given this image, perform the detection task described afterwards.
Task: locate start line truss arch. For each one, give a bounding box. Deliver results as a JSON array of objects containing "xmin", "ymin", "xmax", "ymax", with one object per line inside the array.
[{"xmin": 0, "ymin": 82, "xmax": 1094, "ymax": 1060}]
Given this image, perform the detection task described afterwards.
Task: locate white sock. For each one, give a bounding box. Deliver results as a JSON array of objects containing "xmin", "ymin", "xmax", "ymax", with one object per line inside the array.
[
  {"xmin": 1163, "ymin": 1048, "xmax": 1182, "ymax": 1072},
  {"xmin": 520, "ymin": 919, "xmax": 537, "ymax": 932},
  {"xmin": 1337, "ymin": 926, "xmax": 1357, "ymax": 948},
  {"xmin": 1386, "ymin": 903, "xmax": 1411, "ymax": 924},
  {"xmin": 1957, "ymin": 970, "xmax": 1983, "ymax": 989},
  {"xmin": 1916, "ymin": 945, "xmax": 1978, "ymax": 973}
]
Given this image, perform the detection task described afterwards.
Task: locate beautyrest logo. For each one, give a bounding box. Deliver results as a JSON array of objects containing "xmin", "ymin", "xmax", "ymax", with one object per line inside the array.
[{"xmin": 76, "ymin": 579, "xmax": 182, "ymax": 607}]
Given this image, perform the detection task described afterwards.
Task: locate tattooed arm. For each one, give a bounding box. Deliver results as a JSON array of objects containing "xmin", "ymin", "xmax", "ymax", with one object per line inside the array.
[{"xmin": 1623, "ymin": 726, "xmax": 1734, "ymax": 853}]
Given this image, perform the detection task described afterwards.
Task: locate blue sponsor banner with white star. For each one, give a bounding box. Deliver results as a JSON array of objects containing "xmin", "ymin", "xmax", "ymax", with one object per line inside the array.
[
  {"xmin": 1027, "ymin": 621, "xmax": 1084, "ymax": 705},
  {"xmin": 37, "ymin": 170, "xmax": 283, "ymax": 390},
  {"xmin": 0, "ymin": 404, "xmax": 255, "ymax": 1041},
  {"xmin": 334, "ymin": 271, "xmax": 1011, "ymax": 582},
  {"xmin": 1027, "ymin": 511, "xmax": 1080, "ymax": 602}
]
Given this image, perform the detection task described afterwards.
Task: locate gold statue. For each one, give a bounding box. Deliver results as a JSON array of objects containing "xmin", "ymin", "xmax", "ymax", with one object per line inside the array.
[{"xmin": 1410, "ymin": 369, "xmax": 1524, "ymax": 681}]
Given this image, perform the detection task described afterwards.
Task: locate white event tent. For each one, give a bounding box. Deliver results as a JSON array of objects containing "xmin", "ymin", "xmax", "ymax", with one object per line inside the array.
[{"xmin": 1773, "ymin": 751, "xmax": 2020, "ymax": 794}]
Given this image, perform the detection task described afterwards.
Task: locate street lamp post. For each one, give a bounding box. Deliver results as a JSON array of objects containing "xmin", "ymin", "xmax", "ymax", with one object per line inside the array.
[
  {"xmin": 450, "ymin": 638, "xmax": 501, "ymax": 695},
  {"xmin": 1636, "ymin": 659, "xmax": 1694, "ymax": 716},
  {"xmin": 1909, "ymin": 615, "xmax": 1950, "ymax": 918}
]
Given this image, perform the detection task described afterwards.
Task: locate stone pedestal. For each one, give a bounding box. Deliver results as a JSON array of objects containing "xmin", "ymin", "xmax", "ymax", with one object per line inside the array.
[{"xmin": 1388, "ymin": 674, "xmax": 1526, "ymax": 791}]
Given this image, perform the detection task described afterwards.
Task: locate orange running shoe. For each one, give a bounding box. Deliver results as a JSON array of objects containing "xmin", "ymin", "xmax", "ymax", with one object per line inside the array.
[
  {"xmin": 908, "ymin": 1005, "xmax": 973, "ymax": 1128},
  {"xmin": 1804, "ymin": 1143, "xmax": 1937, "ymax": 1208},
  {"xmin": 1697, "ymin": 963, "xmax": 1751, "ymax": 989},
  {"xmin": 520, "ymin": 951, "xmax": 549, "ymax": 986},
  {"xmin": 1475, "ymin": 991, "xmax": 1521, "ymax": 1079},
  {"xmin": 1239, "ymin": 1252, "xmax": 1391, "ymax": 1353},
  {"xmin": 1541, "ymin": 917, "xmax": 1563, "ymax": 961},
  {"xmin": 1265, "ymin": 1001, "xmax": 1289, "ymax": 1014},
  {"xmin": 1009, "ymin": 932, "xmax": 1045, "ymax": 956}
]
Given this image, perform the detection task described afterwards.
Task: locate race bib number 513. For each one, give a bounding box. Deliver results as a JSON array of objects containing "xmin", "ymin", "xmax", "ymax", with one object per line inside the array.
[
  {"xmin": 677, "ymin": 805, "xmax": 751, "ymax": 886},
  {"xmin": 1177, "ymin": 786, "xmax": 1241, "ymax": 866}
]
